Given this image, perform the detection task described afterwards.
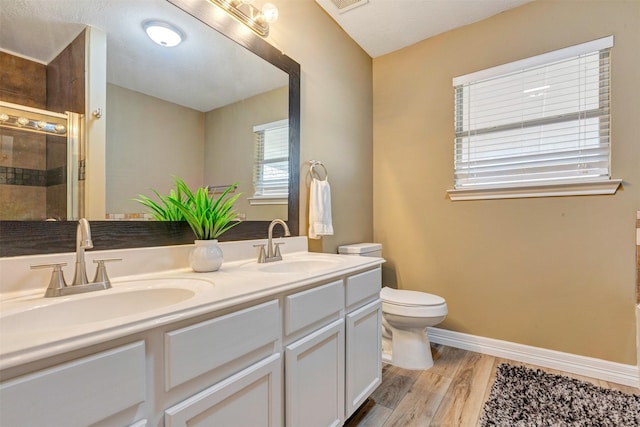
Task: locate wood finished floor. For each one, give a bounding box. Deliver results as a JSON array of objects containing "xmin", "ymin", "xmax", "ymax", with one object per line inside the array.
[{"xmin": 344, "ymin": 344, "xmax": 639, "ymax": 427}]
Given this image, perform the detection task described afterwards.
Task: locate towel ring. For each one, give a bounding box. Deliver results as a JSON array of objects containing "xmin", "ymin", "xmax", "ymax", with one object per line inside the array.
[{"xmin": 309, "ymin": 160, "xmax": 328, "ymax": 181}]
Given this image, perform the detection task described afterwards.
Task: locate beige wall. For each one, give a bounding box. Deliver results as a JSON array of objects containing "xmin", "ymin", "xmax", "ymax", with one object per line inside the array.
[
  {"xmin": 106, "ymin": 83, "xmax": 298, "ymax": 221},
  {"xmin": 373, "ymin": 0, "xmax": 640, "ymax": 364},
  {"xmin": 266, "ymin": 0, "xmax": 374, "ymax": 252},
  {"xmin": 106, "ymin": 84, "xmax": 204, "ymax": 215},
  {"xmin": 204, "ymin": 86, "xmax": 288, "ymax": 221}
]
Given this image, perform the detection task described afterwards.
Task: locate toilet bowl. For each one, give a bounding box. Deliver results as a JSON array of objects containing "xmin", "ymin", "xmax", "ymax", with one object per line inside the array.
[
  {"xmin": 380, "ymin": 287, "xmax": 448, "ymax": 370},
  {"xmin": 338, "ymin": 243, "xmax": 448, "ymax": 370}
]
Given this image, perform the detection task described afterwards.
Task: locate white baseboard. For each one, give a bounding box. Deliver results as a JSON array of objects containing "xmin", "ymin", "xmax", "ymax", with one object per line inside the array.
[{"xmin": 428, "ymin": 327, "xmax": 640, "ymax": 388}]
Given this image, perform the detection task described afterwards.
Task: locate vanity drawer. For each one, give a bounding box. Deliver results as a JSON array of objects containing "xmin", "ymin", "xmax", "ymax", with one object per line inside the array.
[
  {"xmin": 346, "ymin": 268, "xmax": 382, "ymax": 309},
  {"xmin": 0, "ymin": 341, "xmax": 146, "ymax": 427},
  {"xmin": 165, "ymin": 299, "xmax": 280, "ymax": 391},
  {"xmin": 285, "ymin": 279, "xmax": 344, "ymax": 336}
]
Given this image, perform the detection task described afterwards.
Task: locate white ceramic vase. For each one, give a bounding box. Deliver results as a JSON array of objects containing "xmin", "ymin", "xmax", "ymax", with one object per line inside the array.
[{"xmin": 190, "ymin": 240, "xmax": 223, "ymax": 272}]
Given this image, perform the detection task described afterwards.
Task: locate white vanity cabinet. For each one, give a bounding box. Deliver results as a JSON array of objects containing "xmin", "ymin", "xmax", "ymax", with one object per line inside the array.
[
  {"xmin": 284, "ymin": 267, "xmax": 382, "ymax": 427},
  {"xmin": 344, "ymin": 269, "xmax": 383, "ymax": 418},
  {"xmin": 286, "ymin": 319, "xmax": 345, "ymax": 427},
  {"xmin": 284, "ymin": 279, "xmax": 346, "ymax": 427},
  {"xmin": 0, "ymin": 341, "xmax": 147, "ymax": 427},
  {"xmin": 345, "ymin": 300, "xmax": 382, "ymax": 417},
  {"xmin": 0, "ymin": 259, "xmax": 384, "ymax": 427},
  {"xmin": 163, "ymin": 299, "xmax": 282, "ymax": 427},
  {"xmin": 165, "ymin": 353, "xmax": 282, "ymax": 427}
]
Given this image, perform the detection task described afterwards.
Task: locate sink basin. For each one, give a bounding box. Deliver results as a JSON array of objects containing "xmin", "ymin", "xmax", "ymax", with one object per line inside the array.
[
  {"xmin": 258, "ymin": 259, "xmax": 342, "ymax": 274},
  {"xmin": 0, "ymin": 278, "xmax": 212, "ymax": 336}
]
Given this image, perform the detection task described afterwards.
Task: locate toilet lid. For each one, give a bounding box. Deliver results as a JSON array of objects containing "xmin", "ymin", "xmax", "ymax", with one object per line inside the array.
[{"xmin": 380, "ymin": 287, "xmax": 445, "ymax": 307}]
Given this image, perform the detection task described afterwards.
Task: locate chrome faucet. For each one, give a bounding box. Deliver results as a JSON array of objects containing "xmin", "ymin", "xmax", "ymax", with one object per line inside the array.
[
  {"xmin": 71, "ymin": 218, "xmax": 93, "ymax": 286},
  {"xmin": 256, "ymin": 219, "xmax": 291, "ymax": 263},
  {"xmin": 31, "ymin": 219, "xmax": 121, "ymax": 297}
]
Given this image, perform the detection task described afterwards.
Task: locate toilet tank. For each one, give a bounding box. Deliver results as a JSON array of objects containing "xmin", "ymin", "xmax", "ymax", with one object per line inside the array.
[{"xmin": 338, "ymin": 243, "xmax": 382, "ymax": 258}]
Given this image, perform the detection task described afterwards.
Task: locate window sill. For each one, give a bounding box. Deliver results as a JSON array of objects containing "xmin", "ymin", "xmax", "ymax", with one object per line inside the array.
[
  {"xmin": 248, "ymin": 196, "xmax": 288, "ymax": 206},
  {"xmin": 447, "ymin": 179, "xmax": 622, "ymax": 201}
]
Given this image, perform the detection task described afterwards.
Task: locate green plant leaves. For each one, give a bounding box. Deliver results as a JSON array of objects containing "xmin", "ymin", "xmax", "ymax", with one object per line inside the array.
[{"xmin": 135, "ymin": 178, "xmax": 241, "ymax": 240}]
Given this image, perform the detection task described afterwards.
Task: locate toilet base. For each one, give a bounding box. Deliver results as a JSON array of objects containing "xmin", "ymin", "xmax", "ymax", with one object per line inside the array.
[{"xmin": 382, "ymin": 329, "xmax": 434, "ymax": 370}]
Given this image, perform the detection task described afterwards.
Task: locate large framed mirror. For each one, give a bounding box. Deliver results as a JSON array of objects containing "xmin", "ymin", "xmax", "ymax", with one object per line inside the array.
[{"xmin": 0, "ymin": 0, "xmax": 300, "ymax": 256}]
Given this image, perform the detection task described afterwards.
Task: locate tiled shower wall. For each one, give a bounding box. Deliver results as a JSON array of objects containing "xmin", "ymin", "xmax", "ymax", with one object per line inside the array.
[
  {"xmin": 0, "ymin": 31, "xmax": 84, "ymax": 220},
  {"xmin": 0, "ymin": 131, "xmax": 47, "ymax": 219},
  {"xmin": 0, "ymin": 52, "xmax": 49, "ymax": 219}
]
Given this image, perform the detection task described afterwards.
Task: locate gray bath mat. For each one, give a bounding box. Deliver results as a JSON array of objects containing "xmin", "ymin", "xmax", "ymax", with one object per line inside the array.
[{"xmin": 480, "ymin": 363, "xmax": 640, "ymax": 426}]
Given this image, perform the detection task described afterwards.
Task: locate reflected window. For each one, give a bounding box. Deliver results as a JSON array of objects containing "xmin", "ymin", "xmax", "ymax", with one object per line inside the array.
[{"xmin": 250, "ymin": 119, "xmax": 289, "ymax": 205}]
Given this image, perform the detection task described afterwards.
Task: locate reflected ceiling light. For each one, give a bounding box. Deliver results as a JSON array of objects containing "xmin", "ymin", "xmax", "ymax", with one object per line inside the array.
[
  {"xmin": 209, "ymin": 0, "xmax": 278, "ymax": 37},
  {"xmin": 143, "ymin": 20, "xmax": 184, "ymax": 47},
  {"xmin": 261, "ymin": 3, "xmax": 279, "ymax": 23}
]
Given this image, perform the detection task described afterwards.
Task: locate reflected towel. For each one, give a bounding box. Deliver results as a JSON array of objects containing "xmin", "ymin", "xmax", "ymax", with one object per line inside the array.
[{"xmin": 309, "ymin": 178, "xmax": 333, "ymax": 239}]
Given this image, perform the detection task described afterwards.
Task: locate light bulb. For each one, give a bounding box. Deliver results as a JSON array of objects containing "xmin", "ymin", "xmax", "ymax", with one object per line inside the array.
[
  {"xmin": 17, "ymin": 117, "xmax": 29, "ymax": 126},
  {"xmin": 54, "ymin": 124, "xmax": 66, "ymax": 133},
  {"xmin": 0, "ymin": 113, "xmax": 8, "ymax": 122},
  {"xmin": 262, "ymin": 3, "xmax": 278, "ymax": 23},
  {"xmin": 37, "ymin": 121, "xmax": 47, "ymax": 129},
  {"xmin": 143, "ymin": 20, "xmax": 184, "ymax": 47}
]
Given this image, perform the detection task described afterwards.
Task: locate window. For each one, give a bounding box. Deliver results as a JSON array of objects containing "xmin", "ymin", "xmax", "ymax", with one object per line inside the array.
[
  {"xmin": 250, "ymin": 119, "xmax": 289, "ymax": 205},
  {"xmin": 448, "ymin": 36, "xmax": 620, "ymax": 201}
]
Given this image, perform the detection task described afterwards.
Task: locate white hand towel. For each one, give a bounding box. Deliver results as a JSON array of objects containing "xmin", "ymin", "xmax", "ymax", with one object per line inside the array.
[{"xmin": 309, "ymin": 178, "xmax": 334, "ymax": 239}]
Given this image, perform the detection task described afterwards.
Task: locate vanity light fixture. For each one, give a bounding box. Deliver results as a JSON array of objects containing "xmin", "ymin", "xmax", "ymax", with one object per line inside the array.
[
  {"xmin": 0, "ymin": 115, "xmax": 66, "ymax": 135},
  {"xmin": 209, "ymin": 0, "xmax": 278, "ymax": 37},
  {"xmin": 0, "ymin": 102, "xmax": 68, "ymax": 136},
  {"xmin": 143, "ymin": 20, "xmax": 184, "ymax": 47}
]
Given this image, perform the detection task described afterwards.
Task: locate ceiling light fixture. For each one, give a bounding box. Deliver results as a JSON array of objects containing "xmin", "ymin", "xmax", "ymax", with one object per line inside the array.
[
  {"xmin": 143, "ymin": 20, "xmax": 184, "ymax": 47},
  {"xmin": 209, "ymin": 0, "xmax": 278, "ymax": 37}
]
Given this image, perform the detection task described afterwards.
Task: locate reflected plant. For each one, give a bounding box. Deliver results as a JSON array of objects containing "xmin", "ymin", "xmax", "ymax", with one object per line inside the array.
[
  {"xmin": 135, "ymin": 186, "xmax": 187, "ymax": 222},
  {"xmin": 135, "ymin": 177, "xmax": 241, "ymax": 240}
]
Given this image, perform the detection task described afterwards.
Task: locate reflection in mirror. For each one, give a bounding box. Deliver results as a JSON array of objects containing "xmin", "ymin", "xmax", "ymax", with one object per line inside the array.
[
  {"xmin": 0, "ymin": 101, "xmax": 83, "ymax": 220},
  {"xmin": 0, "ymin": 0, "xmax": 289, "ymax": 222},
  {"xmin": 0, "ymin": 0, "xmax": 300, "ymax": 256}
]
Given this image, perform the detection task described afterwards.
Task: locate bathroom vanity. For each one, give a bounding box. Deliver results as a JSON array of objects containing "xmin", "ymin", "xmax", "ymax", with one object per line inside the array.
[{"xmin": 0, "ymin": 237, "xmax": 383, "ymax": 426}]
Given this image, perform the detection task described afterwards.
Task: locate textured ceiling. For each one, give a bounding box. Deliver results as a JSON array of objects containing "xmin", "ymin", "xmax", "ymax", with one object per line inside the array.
[
  {"xmin": 0, "ymin": 0, "xmax": 287, "ymax": 112},
  {"xmin": 315, "ymin": 0, "xmax": 534, "ymax": 58},
  {"xmin": 1, "ymin": 0, "xmax": 536, "ymax": 110}
]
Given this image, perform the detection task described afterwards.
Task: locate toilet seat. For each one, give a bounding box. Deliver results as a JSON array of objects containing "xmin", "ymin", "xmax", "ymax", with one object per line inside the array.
[
  {"xmin": 380, "ymin": 287, "xmax": 445, "ymax": 306},
  {"xmin": 380, "ymin": 287, "xmax": 448, "ymax": 317}
]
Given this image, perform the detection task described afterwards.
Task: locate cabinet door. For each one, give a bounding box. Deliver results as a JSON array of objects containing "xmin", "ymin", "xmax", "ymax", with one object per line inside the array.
[
  {"xmin": 165, "ymin": 299, "xmax": 280, "ymax": 390},
  {"xmin": 0, "ymin": 341, "xmax": 146, "ymax": 427},
  {"xmin": 164, "ymin": 353, "xmax": 282, "ymax": 427},
  {"xmin": 285, "ymin": 319, "xmax": 345, "ymax": 427},
  {"xmin": 345, "ymin": 299, "xmax": 382, "ymax": 418}
]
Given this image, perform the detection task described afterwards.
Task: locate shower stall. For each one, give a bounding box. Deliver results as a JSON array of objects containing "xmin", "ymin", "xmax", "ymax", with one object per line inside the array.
[{"xmin": 0, "ymin": 100, "xmax": 83, "ymax": 220}]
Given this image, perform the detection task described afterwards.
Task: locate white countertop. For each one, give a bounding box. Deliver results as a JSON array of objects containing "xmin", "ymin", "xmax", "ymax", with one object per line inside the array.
[{"xmin": 0, "ymin": 241, "xmax": 383, "ymax": 371}]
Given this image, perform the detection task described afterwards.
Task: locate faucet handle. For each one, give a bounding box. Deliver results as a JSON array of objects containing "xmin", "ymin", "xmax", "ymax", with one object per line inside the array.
[
  {"xmin": 253, "ymin": 244, "xmax": 267, "ymax": 263},
  {"xmin": 31, "ymin": 263, "xmax": 68, "ymax": 297},
  {"xmin": 273, "ymin": 242, "xmax": 285, "ymax": 258},
  {"xmin": 92, "ymin": 258, "xmax": 121, "ymax": 288}
]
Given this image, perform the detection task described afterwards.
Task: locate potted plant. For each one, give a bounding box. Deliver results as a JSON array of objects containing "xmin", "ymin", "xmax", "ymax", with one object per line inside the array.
[{"xmin": 136, "ymin": 177, "xmax": 241, "ymax": 272}]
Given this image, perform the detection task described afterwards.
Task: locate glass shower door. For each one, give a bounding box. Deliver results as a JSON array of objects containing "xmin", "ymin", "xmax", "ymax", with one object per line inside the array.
[{"xmin": 0, "ymin": 100, "xmax": 83, "ymax": 220}]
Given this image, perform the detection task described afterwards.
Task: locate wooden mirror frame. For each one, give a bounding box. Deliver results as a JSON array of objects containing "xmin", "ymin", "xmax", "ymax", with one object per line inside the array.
[{"xmin": 0, "ymin": 0, "xmax": 300, "ymax": 257}]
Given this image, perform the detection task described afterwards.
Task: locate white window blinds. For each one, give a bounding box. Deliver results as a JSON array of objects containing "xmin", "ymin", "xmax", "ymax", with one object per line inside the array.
[
  {"xmin": 452, "ymin": 36, "xmax": 613, "ymax": 192},
  {"xmin": 253, "ymin": 119, "xmax": 289, "ymax": 199}
]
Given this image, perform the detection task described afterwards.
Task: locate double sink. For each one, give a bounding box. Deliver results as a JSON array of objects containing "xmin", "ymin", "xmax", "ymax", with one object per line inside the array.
[{"xmin": 0, "ymin": 255, "xmax": 345, "ymax": 342}]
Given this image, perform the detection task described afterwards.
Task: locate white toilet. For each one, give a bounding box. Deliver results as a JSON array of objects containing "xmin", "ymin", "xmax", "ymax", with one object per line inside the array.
[
  {"xmin": 338, "ymin": 243, "xmax": 448, "ymax": 370},
  {"xmin": 380, "ymin": 287, "xmax": 447, "ymax": 369}
]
